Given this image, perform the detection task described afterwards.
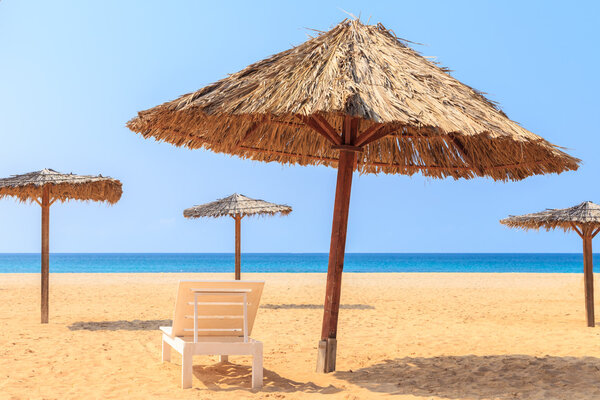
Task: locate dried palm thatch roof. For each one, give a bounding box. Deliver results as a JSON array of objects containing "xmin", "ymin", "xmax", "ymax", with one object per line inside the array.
[
  {"xmin": 128, "ymin": 19, "xmax": 579, "ymax": 181},
  {"xmin": 500, "ymin": 201, "xmax": 600, "ymax": 232},
  {"xmin": 0, "ymin": 169, "xmax": 122, "ymax": 204},
  {"xmin": 183, "ymin": 193, "xmax": 292, "ymax": 218}
]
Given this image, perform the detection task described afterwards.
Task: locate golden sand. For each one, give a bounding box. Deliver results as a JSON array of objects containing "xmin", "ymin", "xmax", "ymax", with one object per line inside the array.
[{"xmin": 2, "ymin": 273, "xmax": 600, "ymax": 399}]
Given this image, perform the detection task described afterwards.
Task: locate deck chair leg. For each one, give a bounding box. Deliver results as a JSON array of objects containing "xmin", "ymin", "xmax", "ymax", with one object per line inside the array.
[
  {"xmin": 162, "ymin": 336, "xmax": 171, "ymax": 362},
  {"xmin": 219, "ymin": 355, "xmax": 229, "ymax": 362},
  {"xmin": 252, "ymin": 341, "xmax": 263, "ymax": 389},
  {"xmin": 181, "ymin": 345, "xmax": 193, "ymax": 389}
]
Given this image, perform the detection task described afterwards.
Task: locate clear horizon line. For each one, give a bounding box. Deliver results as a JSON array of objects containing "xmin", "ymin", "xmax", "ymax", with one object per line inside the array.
[{"xmin": 0, "ymin": 252, "xmax": 590, "ymax": 255}]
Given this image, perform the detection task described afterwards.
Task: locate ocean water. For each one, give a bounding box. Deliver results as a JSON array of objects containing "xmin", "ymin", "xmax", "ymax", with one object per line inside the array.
[{"xmin": 0, "ymin": 253, "xmax": 594, "ymax": 273}]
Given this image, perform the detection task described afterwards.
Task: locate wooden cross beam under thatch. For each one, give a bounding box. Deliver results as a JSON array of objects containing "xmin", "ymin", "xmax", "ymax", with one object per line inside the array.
[
  {"xmin": 183, "ymin": 193, "xmax": 291, "ymax": 280},
  {"xmin": 0, "ymin": 169, "xmax": 122, "ymax": 323},
  {"xmin": 128, "ymin": 19, "xmax": 579, "ymax": 373},
  {"xmin": 501, "ymin": 201, "xmax": 600, "ymax": 327}
]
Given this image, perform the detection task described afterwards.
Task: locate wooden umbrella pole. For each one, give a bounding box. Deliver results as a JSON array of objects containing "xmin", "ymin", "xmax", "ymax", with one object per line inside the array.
[
  {"xmin": 317, "ymin": 149, "xmax": 356, "ymax": 373},
  {"xmin": 41, "ymin": 186, "xmax": 50, "ymax": 324},
  {"xmin": 235, "ymin": 214, "xmax": 241, "ymax": 280},
  {"xmin": 317, "ymin": 116, "xmax": 359, "ymax": 373},
  {"xmin": 583, "ymin": 227, "xmax": 595, "ymax": 327}
]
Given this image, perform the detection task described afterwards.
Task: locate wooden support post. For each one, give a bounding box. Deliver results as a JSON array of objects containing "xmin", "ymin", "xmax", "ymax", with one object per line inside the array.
[
  {"xmin": 252, "ymin": 341, "xmax": 263, "ymax": 389},
  {"xmin": 41, "ymin": 186, "xmax": 50, "ymax": 324},
  {"xmin": 234, "ymin": 215, "xmax": 241, "ymax": 280},
  {"xmin": 181, "ymin": 344, "xmax": 193, "ymax": 389},
  {"xmin": 317, "ymin": 116, "xmax": 358, "ymax": 373},
  {"xmin": 316, "ymin": 339, "xmax": 327, "ymax": 373},
  {"xmin": 162, "ymin": 337, "xmax": 171, "ymax": 362},
  {"xmin": 583, "ymin": 228, "xmax": 595, "ymax": 327}
]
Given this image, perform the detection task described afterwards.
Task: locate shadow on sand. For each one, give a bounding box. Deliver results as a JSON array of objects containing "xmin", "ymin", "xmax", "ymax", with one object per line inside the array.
[
  {"xmin": 68, "ymin": 319, "xmax": 172, "ymax": 331},
  {"xmin": 335, "ymin": 355, "xmax": 600, "ymax": 399},
  {"xmin": 192, "ymin": 362, "xmax": 340, "ymax": 394},
  {"xmin": 261, "ymin": 303, "xmax": 374, "ymax": 310}
]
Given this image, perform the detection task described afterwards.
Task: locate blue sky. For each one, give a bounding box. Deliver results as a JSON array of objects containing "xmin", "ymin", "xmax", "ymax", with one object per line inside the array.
[{"xmin": 0, "ymin": 1, "xmax": 598, "ymax": 253}]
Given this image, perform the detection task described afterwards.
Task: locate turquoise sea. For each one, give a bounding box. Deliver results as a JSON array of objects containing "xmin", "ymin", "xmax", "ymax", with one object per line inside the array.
[{"xmin": 0, "ymin": 253, "xmax": 594, "ymax": 273}]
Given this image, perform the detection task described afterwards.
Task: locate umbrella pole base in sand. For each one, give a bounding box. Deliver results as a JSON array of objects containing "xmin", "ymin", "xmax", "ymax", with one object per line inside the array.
[{"xmin": 316, "ymin": 338, "xmax": 337, "ymax": 373}]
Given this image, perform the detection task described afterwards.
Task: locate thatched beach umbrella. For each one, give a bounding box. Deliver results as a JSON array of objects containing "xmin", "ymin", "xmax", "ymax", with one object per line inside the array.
[
  {"xmin": 183, "ymin": 193, "xmax": 291, "ymax": 280},
  {"xmin": 0, "ymin": 169, "xmax": 122, "ymax": 323},
  {"xmin": 501, "ymin": 201, "xmax": 600, "ymax": 327},
  {"xmin": 128, "ymin": 19, "xmax": 579, "ymax": 372}
]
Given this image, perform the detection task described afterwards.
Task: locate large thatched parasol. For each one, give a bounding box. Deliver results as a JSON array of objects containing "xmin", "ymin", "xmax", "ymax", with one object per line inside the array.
[
  {"xmin": 0, "ymin": 169, "xmax": 122, "ymax": 323},
  {"xmin": 183, "ymin": 193, "xmax": 291, "ymax": 280},
  {"xmin": 501, "ymin": 201, "xmax": 600, "ymax": 327},
  {"xmin": 128, "ymin": 19, "xmax": 579, "ymax": 372}
]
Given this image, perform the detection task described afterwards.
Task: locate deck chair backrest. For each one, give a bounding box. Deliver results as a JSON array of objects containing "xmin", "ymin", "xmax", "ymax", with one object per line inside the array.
[{"xmin": 171, "ymin": 280, "xmax": 264, "ymax": 339}]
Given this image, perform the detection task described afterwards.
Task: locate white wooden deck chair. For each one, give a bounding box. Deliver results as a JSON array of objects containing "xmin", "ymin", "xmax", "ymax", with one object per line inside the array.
[{"xmin": 160, "ymin": 280, "xmax": 265, "ymax": 389}]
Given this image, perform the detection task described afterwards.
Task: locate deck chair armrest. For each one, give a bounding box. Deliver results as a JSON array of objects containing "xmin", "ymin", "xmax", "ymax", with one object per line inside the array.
[{"xmin": 160, "ymin": 326, "xmax": 173, "ymax": 336}]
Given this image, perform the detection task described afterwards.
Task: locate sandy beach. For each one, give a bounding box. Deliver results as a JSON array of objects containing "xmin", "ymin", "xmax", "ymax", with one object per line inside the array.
[{"xmin": 2, "ymin": 272, "xmax": 600, "ymax": 399}]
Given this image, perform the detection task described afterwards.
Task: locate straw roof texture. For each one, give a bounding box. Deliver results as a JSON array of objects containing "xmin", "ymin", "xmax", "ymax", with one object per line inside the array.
[
  {"xmin": 183, "ymin": 193, "xmax": 291, "ymax": 218},
  {"xmin": 500, "ymin": 201, "xmax": 600, "ymax": 232},
  {"xmin": 128, "ymin": 19, "xmax": 579, "ymax": 181},
  {"xmin": 0, "ymin": 169, "xmax": 122, "ymax": 204}
]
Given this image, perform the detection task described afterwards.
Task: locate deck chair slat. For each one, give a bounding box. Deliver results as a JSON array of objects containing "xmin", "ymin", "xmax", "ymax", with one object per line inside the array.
[
  {"xmin": 183, "ymin": 329, "xmax": 242, "ymax": 332},
  {"xmin": 182, "ymin": 319, "xmax": 244, "ymax": 330},
  {"xmin": 179, "ymin": 307, "xmax": 247, "ymax": 316},
  {"xmin": 190, "ymin": 288, "xmax": 252, "ymax": 293}
]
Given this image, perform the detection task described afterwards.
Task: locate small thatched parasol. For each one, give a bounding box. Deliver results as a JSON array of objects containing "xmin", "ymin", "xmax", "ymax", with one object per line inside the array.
[
  {"xmin": 0, "ymin": 169, "xmax": 122, "ymax": 323},
  {"xmin": 128, "ymin": 19, "xmax": 579, "ymax": 372},
  {"xmin": 501, "ymin": 201, "xmax": 600, "ymax": 327},
  {"xmin": 183, "ymin": 193, "xmax": 291, "ymax": 280}
]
